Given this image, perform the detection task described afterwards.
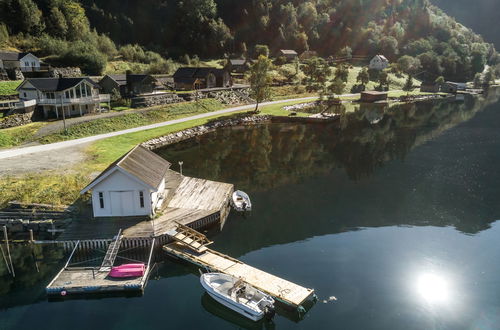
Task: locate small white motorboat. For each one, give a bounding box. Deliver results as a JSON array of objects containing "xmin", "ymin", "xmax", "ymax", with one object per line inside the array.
[
  {"xmin": 200, "ymin": 272, "xmax": 275, "ymax": 321},
  {"xmin": 231, "ymin": 190, "xmax": 252, "ymax": 212}
]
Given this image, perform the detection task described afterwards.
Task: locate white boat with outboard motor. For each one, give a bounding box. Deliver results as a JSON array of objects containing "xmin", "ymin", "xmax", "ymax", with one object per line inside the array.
[
  {"xmin": 231, "ymin": 190, "xmax": 252, "ymax": 212},
  {"xmin": 200, "ymin": 272, "xmax": 275, "ymax": 321}
]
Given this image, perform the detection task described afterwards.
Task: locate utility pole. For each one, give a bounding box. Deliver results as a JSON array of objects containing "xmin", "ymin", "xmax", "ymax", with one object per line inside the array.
[{"xmin": 61, "ymin": 94, "xmax": 67, "ymax": 133}]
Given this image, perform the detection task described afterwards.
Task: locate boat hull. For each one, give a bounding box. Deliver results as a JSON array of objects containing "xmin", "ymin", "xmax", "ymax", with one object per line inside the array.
[
  {"xmin": 231, "ymin": 190, "xmax": 252, "ymax": 212},
  {"xmin": 108, "ymin": 264, "xmax": 145, "ymax": 278},
  {"xmin": 204, "ymin": 286, "xmax": 264, "ymax": 321},
  {"xmin": 200, "ymin": 273, "xmax": 268, "ymax": 322}
]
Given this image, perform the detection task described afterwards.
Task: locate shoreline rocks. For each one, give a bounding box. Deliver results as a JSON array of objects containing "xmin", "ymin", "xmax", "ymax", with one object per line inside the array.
[{"xmin": 142, "ymin": 115, "xmax": 272, "ymax": 150}]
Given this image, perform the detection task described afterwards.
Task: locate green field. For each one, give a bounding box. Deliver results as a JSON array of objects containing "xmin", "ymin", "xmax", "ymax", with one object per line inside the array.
[
  {"xmin": 40, "ymin": 99, "xmax": 225, "ymax": 144},
  {"xmin": 0, "ymin": 80, "xmax": 22, "ymax": 96},
  {"xmin": 0, "ymin": 122, "xmax": 47, "ymax": 148}
]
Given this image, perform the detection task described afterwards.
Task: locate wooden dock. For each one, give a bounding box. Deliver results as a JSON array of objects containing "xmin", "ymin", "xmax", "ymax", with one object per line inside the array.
[
  {"xmin": 163, "ymin": 242, "xmax": 315, "ymax": 309},
  {"xmin": 122, "ymin": 173, "xmax": 233, "ymax": 239},
  {"xmin": 46, "ymin": 238, "xmax": 155, "ymax": 296}
]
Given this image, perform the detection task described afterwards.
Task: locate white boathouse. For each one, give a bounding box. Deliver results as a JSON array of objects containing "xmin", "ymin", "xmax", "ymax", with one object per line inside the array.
[{"xmin": 80, "ymin": 146, "xmax": 171, "ymax": 218}]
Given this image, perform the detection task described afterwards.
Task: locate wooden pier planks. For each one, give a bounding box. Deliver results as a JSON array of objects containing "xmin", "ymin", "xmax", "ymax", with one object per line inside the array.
[{"xmin": 163, "ymin": 243, "xmax": 314, "ymax": 308}]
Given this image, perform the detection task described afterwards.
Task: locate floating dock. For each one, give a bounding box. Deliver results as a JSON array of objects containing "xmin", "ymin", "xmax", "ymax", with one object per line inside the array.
[
  {"xmin": 46, "ymin": 237, "xmax": 155, "ymax": 296},
  {"xmin": 163, "ymin": 227, "xmax": 315, "ymax": 309}
]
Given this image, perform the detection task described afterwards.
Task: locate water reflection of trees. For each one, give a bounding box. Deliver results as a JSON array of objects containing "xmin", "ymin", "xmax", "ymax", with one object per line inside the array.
[
  {"xmin": 157, "ymin": 90, "xmax": 500, "ymax": 191},
  {"xmin": 0, "ymin": 245, "xmax": 64, "ymax": 306}
]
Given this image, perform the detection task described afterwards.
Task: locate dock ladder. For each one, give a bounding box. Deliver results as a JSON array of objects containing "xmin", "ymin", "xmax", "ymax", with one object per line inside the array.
[
  {"xmin": 167, "ymin": 222, "xmax": 213, "ymax": 253},
  {"xmin": 99, "ymin": 229, "xmax": 123, "ymax": 272}
]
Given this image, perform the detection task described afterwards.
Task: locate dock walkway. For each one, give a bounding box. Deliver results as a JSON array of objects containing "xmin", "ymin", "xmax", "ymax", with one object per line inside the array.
[{"xmin": 163, "ymin": 242, "xmax": 314, "ymax": 309}]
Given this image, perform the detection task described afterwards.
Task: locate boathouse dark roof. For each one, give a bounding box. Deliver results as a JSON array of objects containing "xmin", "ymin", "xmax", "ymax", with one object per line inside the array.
[
  {"xmin": 80, "ymin": 145, "xmax": 172, "ymax": 194},
  {"xmin": 19, "ymin": 77, "xmax": 99, "ymax": 92}
]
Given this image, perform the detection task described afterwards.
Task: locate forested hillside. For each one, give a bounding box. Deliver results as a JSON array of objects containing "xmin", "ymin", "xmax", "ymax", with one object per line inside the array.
[
  {"xmin": 0, "ymin": 0, "xmax": 497, "ymax": 80},
  {"xmin": 432, "ymin": 0, "xmax": 500, "ymax": 48}
]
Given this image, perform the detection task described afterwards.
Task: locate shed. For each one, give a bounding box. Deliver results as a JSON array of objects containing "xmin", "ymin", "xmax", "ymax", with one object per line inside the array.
[
  {"xmin": 361, "ymin": 91, "xmax": 388, "ymax": 103},
  {"xmin": 420, "ymin": 82, "xmax": 441, "ymax": 93},
  {"xmin": 80, "ymin": 146, "xmax": 171, "ymax": 218},
  {"xmin": 278, "ymin": 50, "xmax": 298, "ymax": 62},
  {"xmin": 228, "ymin": 59, "xmax": 250, "ymax": 73}
]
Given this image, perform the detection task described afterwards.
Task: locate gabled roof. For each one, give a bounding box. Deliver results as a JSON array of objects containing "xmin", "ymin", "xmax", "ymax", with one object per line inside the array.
[
  {"xmin": 17, "ymin": 77, "xmax": 99, "ymax": 92},
  {"xmin": 279, "ymin": 49, "xmax": 298, "ymax": 55},
  {"xmin": 229, "ymin": 59, "xmax": 246, "ymax": 66},
  {"xmin": 173, "ymin": 67, "xmax": 227, "ymax": 79},
  {"xmin": 0, "ymin": 52, "xmax": 33, "ymax": 61},
  {"xmin": 80, "ymin": 145, "xmax": 171, "ymax": 194},
  {"xmin": 372, "ymin": 55, "xmax": 388, "ymax": 62},
  {"xmin": 105, "ymin": 74, "xmax": 155, "ymax": 87}
]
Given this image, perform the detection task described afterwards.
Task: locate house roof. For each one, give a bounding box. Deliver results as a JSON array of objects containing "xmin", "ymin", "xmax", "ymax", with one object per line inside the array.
[
  {"xmin": 106, "ymin": 74, "xmax": 155, "ymax": 86},
  {"xmin": 173, "ymin": 67, "xmax": 227, "ymax": 79},
  {"xmin": 279, "ymin": 49, "xmax": 298, "ymax": 55},
  {"xmin": 229, "ymin": 59, "xmax": 246, "ymax": 66},
  {"xmin": 18, "ymin": 77, "xmax": 99, "ymax": 92},
  {"xmin": 0, "ymin": 52, "xmax": 32, "ymax": 61},
  {"xmin": 373, "ymin": 55, "xmax": 388, "ymax": 62},
  {"xmin": 80, "ymin": 145, "xmax": 172, "ymax": 194}
]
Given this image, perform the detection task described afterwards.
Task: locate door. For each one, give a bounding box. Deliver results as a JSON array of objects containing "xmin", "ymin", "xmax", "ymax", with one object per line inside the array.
[{"xmin": 110, "ymin": 191, "xmax": 135, "ymax": 216}]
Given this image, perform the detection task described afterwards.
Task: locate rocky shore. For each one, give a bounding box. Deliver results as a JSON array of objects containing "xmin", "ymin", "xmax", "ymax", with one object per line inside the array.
[{"xmin": 142, "ymin": 114, "xmax": 272, "ymax": 150}]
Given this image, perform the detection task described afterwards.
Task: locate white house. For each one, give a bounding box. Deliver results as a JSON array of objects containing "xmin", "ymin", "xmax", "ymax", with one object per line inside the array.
[
  {"xmin": 16, "ymin": 77, "xmax": 110, "ymax": 118},
  {"xmin": 80, "ymin": 146, "xmax": 171, "ymax": 218},
  {"xmin": 369, "ymin": 55, "xmax": 389, "ymax": 70},
  {"xmin": 0, "ymin": 52, "xmax": 41, "ymax": 72}
]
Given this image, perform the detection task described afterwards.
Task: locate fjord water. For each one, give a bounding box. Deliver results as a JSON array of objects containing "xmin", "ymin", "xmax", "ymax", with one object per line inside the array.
[{"xmin": 2, "ymin": 91, "xmax": 500, "ymax": 330}]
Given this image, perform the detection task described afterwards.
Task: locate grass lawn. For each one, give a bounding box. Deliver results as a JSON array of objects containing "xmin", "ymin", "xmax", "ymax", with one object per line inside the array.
[
  {"xmin": 40, "ymin": 99, "xmax": 225, "ymax": 144},
  {"xmin": 0, "ymin": 80, "xmax": 22, "ymax": 96},
  {"xmin": 0, "ymin": 122, "xmax": 47, "ymax": 148}
]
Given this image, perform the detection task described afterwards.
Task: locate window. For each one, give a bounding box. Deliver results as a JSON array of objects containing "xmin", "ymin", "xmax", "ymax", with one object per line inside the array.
[
  {"xmin": 65, "ymin": 91, "xmax": 70, "ymax": 99},
  {"xmin": 139, "ymin": 191, "xmax": 145, "ymax": 208},
  {"xmin": 99, "ymin": 192, "xmax": 104, "ymax": 209},
  {"xmin": 23, "ymin": 92, "xmax": 26, "ymax": 98},
  {"xmin": 76, "ymin": 85, "xmax": 81, "ymax": 98}
]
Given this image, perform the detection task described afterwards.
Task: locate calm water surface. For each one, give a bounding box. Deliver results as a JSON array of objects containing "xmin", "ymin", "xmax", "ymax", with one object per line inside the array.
[{"xmin": 2, "ymin": 91, "xmax": 500, "ymax": 330}]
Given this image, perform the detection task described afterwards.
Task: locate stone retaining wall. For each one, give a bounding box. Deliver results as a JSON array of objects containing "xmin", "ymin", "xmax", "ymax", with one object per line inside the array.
[
  {"xmin": 142, "ymin": 115, "xmax": 272, "ymax": 150},
  {"xmin": 0, "ymin": 111, "xmax": 36, "ymax": 129},
  {"xmin": 131, "ymin": 93, "xmax": 184, "ymax": 108},
  {"xmin": 49, "ymin": 67, "xmax": 82, "ymax": 78}
]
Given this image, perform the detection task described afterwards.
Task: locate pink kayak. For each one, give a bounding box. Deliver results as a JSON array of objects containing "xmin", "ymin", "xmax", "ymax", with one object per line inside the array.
[{"xmin": 109, "ymin": 263, "xmax": 145, "ymax": 278}]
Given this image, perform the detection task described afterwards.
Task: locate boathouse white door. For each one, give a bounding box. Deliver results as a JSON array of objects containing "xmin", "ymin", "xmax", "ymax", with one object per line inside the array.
[{"xmin": 110, "ymin": 191, "xmax": 134, "ymax": 216}]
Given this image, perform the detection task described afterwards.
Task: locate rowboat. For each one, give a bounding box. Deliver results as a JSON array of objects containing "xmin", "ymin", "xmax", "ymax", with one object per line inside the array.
[
  {"xmin": 200, "ymin": 272, "xmax": 275, "ymax": 321},
  {"xmin": 108, "ymin": 263, "xmax": 145, "ymax": 278},
  {"xmin": 231, "ymin": 190, "xmax": 252, "ymax": 212}
]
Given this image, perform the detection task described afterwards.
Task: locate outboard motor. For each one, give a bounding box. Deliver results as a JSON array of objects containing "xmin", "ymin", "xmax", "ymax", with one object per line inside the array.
[{"xmin": 264, "ymin": 305, "xmax": 276, "ymax": 320}]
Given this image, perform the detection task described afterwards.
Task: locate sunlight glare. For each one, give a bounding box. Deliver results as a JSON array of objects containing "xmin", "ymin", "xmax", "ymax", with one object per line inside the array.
[{"xmin": 416, "ymin": 273, "xmax": 450, "ymax": 304}]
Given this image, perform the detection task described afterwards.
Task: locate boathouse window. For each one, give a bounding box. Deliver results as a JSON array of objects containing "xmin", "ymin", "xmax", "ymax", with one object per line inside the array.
[
  {"xmin": 98, "ymin": 192, "xmax": 104, "ymax": 209},
  {"xmin": 139, "ymin": 191, "xmax": 145, "ymax": 208}
]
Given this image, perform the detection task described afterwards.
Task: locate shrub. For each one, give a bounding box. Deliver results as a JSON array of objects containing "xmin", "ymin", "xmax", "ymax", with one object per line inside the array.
[
  {"xmin": 0, "ymin": 24, "xmax": 8, "ymax": 45},
  {"xmin": 254, "ymin": 44, "xmax": 269, "ymax": 58},
  {"xmin": 59, "ymin": 42, "xmax": 107, "ymax": 75},
  {"xmin": 119, "ymin": 44, "xmax": 146, "ymax": 62}
]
